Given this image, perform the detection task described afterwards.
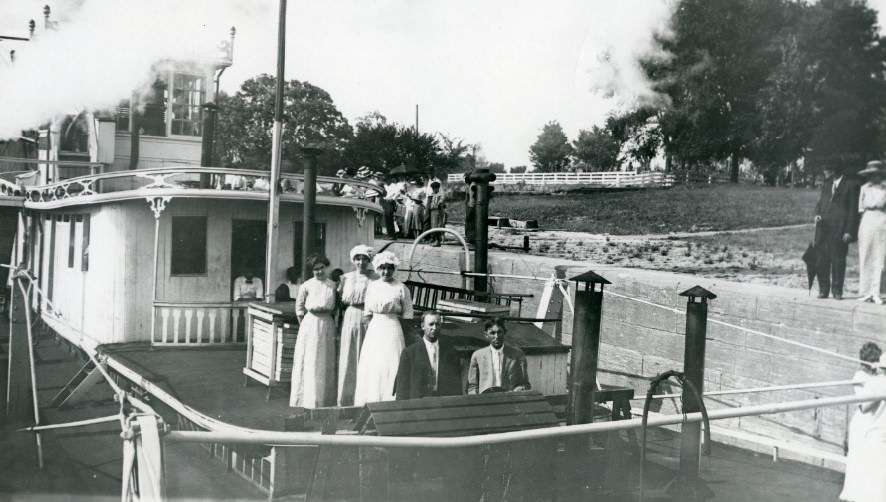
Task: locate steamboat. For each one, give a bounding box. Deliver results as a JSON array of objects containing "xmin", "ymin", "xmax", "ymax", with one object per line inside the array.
[{"xmin": 2, "ymin": 7, "xmax": 885, "ymax": 502}]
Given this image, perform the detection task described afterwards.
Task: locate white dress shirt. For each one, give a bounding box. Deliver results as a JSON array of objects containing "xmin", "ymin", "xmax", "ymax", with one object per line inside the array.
[
  {"xmin": 423, "ymin": 338, "xmax": 439, "ymax": 390},
  {"xmin": 490, "ymin": 346, "xmax": 503, "ymax": 388}
]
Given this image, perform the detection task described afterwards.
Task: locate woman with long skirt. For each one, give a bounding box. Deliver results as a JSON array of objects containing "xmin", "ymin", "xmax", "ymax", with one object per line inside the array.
[
  {"xmin": 353, "ymin": 251, "xmax": 414, "ymax": 406},
  {"xmin": 840, "ymin": 342, "xmax": 882, "ymax": 501},
  {"xmin": 857, "ymin": 161, "xmax": 886, "ymax": 304},
  {"xmin": 336, "ymin": 245, "xmax": 378, "ymax": 406},
  {"xmin": 289, "ymin": 254, "xmax": 337, "ymax": 408}
]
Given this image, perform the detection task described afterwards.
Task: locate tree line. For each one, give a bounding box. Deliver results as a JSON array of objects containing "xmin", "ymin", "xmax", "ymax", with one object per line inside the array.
[{"xmin": 529, "ymin": 0, "xmax": 886, "ymax": 183}]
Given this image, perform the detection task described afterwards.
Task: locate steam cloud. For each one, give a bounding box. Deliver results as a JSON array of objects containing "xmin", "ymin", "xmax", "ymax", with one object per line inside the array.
[
  {"xmin": 0, "ymin": 0, "xmax": 271, "ymax": 140},
  {"xmin": 578, "ymin": 0, "xmax": 675, "ymax": 108}
]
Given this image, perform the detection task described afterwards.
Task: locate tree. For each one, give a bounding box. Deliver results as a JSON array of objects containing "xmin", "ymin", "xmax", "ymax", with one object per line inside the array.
[
  {"xmin": 487, "ymin": 162, "xmax": 506, "ymax": 173},
  {"xmin": 215, "ymin": 74, "xmax": 353, "ymax": 175},
  {"xmin": 509, "ymin": 165, "xmax": 528, "ymax": 174},
  {"xmin": 572, "ymin": 126, "xmax": 620, "ymax": 171},
  {"xmin": 529, "ymin": 121, "xmax": 573, "ymax": 172}
]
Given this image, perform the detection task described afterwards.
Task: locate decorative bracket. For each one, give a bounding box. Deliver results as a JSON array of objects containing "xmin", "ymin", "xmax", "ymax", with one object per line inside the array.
[
  {"xmin": 146, "ymin": 196, "xmax": 172, "ymax": 219},
  {"xmin": 352, "ymin": 207, "xmax": 367, "ymax": 228}
]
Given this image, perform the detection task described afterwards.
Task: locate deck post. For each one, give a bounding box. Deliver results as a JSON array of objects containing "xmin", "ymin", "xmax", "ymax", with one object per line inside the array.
[
  {"xmin": 465, "ymin": 168, "xmax": 496, "ymax": 293},
  {"xmin": 566, "ymin": 271, "xmax": 610, "ymax": 425},
  {"xmin": 265, "ymin": 0, "xmax": 287, "ymax": 303},
  {"xmin": 669, "ymin": 285, "xmax": 716, "ymax": 502},
  {"xmin": 300, "ymin": 146, "xmax": 322, "ymax": 277}
]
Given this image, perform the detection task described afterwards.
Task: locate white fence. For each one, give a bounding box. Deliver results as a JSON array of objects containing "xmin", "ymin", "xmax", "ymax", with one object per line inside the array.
[{"xmin": 447, "ymin": 171, "xmax": 675, "ymax": 187}]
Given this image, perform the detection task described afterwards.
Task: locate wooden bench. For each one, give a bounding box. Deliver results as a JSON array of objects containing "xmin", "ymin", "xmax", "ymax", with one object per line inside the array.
[
  {"xmin": 404, "ymin": 280, "xmax": 532, "ymax": 317},
  {"xmin": 355, "ymin": 391, "xmax": 559, "ymax": 437}
]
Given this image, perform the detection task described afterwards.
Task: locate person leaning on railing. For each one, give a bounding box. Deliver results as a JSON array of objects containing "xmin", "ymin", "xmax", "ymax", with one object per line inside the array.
[
  {"xmin": 840, "ymin": 342, "xmax": 882, "ymax": 502},
  {"xmin": 841, "ymin": 352, "xmax": 886, "ymax": 502}
]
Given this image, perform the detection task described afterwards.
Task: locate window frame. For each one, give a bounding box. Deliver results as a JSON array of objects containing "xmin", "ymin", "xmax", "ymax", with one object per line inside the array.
[
  {"xmin": 170, "ymin": 216, "xmax": 208, "ymax": 276},
  {"xmin": 115, "ymin": 70, "xmax": 206, "ymax": 139}
]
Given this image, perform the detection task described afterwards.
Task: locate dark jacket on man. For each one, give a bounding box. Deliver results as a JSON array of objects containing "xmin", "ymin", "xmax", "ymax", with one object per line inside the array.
[
  {"xmin": 814, "ymin": 173, "xmax": 860, "ymax": 298},
  {"xmin": 394, "ymin": 338, "xmax": 463, "ymax": 400}
]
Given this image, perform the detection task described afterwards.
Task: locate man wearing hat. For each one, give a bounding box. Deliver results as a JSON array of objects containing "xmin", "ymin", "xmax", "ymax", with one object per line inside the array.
[
  {"xmin": 814, "ymin": 162, "xmax": 861, "ymax": 299},
  {"xmin": 857, "ymin": 161, "xmax": 886, "ymax": 304}
]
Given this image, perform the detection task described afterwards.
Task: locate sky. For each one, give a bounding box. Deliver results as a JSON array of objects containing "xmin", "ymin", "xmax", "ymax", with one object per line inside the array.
[{"xmin": 1, "ymin": 0, "xmax": 883, "ymax": 167}]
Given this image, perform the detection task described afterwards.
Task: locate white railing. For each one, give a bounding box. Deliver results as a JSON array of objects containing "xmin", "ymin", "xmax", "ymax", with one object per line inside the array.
[
  {"xmin": 0, "ymin": 173, "xmax": 24, "ymax": 197},
  {"xmin": 152, "ymin": 301, "xmax": 248, "ymax": 345},
  {"xmin": 446, "ymin": 170, "xmax": 675, "ymax": 187},
  {"xmin": 20, "ymin": 165, "xmax": 383, "ymax": 208}
]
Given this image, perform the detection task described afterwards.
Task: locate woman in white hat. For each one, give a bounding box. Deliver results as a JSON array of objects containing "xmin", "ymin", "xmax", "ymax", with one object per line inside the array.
[
  {"xmin": 353, "ymin": 251, "xmax": 414, "ymax": 406},
  {"xmin": 335, "ymin": 245, "xmax": 378, "ymax": 406},
  {"xmin": 857, "ymin": 160, "xmax": 886, "ymax": 304}
]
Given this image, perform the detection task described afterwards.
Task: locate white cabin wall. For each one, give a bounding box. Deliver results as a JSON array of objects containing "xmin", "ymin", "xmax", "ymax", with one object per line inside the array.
[{"xmin": 110, "ymin": 136, "xmax": 201, "ymax": 172}]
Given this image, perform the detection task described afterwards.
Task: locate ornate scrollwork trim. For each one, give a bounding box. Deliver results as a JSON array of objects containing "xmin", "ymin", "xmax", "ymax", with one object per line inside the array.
[{"xmin": 146, "ymin": 196, "xmax": 172, "ymax": 219}]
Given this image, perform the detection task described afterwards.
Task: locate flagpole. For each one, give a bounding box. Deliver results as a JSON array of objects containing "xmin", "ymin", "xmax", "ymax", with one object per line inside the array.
[{"xmin": 264, "ymin": 0, "xmax": 287, "ymax": 302}]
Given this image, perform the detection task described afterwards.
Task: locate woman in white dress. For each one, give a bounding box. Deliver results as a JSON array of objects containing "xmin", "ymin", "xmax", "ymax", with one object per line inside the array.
[
  {"xmin": 353, "ymin": 251, "xmax": 414, "ymax": 406},
  {"xmin": 840, "ymin": 342, "xmax": 882, "ymax": 501},
  {"xmin": 336, "ymin": 245, "xmax": 378, "ymax": 406},
  {"xmin": 857, "ymin": 161, "xmax": 886, "ymax": 304},
  {"xmin": 289, "ymin": 254, "xmax": 337, "ymax": 408}
]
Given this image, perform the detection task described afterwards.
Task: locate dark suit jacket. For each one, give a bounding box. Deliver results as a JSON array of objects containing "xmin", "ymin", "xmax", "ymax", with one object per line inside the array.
[
  {"xmin": 815, "ymin": 176, "xmax": 860, "ymax": 243},
  {"xmin": 466, "ymin": 344, "xmax": 531, "ymax": 395},
  {"xmin": 394, "ymin": 338, "xmax": 463, "ymax": 400}
]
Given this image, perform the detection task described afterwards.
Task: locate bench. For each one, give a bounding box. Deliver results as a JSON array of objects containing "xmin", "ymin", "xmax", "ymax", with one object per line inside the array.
[
  {"xmin": 404, "ymin": 280, "xmax": 532, "ymax": 317},
  {"xmin": 355, "ymin": 391, "xmax": 559, "ymax": 437}
]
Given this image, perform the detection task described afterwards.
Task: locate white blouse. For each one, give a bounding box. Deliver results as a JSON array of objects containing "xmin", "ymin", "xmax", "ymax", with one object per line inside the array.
[{"xmin": 860, "ymin": 182, "xmax": 886, "ymax": 212}]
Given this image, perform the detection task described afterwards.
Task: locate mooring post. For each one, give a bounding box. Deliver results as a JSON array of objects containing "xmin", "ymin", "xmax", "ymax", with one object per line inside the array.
[
  {"xmin": 566, "ymin": 270, "xmax": 610, "ymax": 425},
  {"xmin": 465, "ymin": 167, "xmax": 496, "ymax": 292},
  {"xmin": 669, "ymin": 285, "xmax": 717, "ymax": 501}
]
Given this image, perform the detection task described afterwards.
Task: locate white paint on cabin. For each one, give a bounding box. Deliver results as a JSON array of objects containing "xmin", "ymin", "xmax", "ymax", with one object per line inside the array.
[{"xmin": 34, "ymin": 197, "xmax": 378, "ymax": 346}]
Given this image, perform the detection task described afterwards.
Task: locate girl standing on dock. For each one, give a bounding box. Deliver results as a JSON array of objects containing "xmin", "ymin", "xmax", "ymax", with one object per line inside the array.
[
  {"xmin": 290, "ymin": 254, "xmax": 337, "ymax": 408},
  {"xmin": 353, "ymin": 251, "xmax": 414, "ymax": 406},
  {"xmin": 856, "ymin": 161, "xmax": 886, "ymax": 304},
  {"xmin": 336, "ymin": 245, "xmax": 378, "ymax": 406}
]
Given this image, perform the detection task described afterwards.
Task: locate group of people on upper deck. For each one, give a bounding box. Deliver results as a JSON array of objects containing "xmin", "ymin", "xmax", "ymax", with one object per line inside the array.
[
  {"xmin": 813, "ymin": 160, "xmax": 886, "ymax": 303},
  {"xmin": 259, "ymin": 245, "xmax": 530, "ymax": 409}
]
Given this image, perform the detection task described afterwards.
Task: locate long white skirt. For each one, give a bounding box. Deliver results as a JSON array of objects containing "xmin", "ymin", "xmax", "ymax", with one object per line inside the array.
[
  {"xmin": 289, "ymin": 312, "xmax": 335, "ymax": 408},
  {"xmin": 858, "ymin": 210, "xmax": 886, "ymax": 299},
  {"xmin": 840, "ymin": 410, "xmax": 873, "ymax": 501},
  {"xmin": 337, "ymin": 306, "xmax": 367, "ymax": 406},
  {"xmin": 353, "ymin": 313, "xmax": 405, "ymax": 406}
]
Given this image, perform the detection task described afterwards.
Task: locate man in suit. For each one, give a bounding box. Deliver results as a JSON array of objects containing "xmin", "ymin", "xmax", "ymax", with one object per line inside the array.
[
  {"xmin": 814, "ymin": 164, "xmax": 861, "ymax": 299},
  {"xmin": 467, "ymin": 318, "xmax": 531, "ymax": 394},
  {"xmin": 395, "ymin": 310, "xmax": 463, "ymax": 400}
]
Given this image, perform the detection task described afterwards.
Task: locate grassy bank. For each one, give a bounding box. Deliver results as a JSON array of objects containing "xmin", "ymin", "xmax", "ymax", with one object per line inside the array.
[{"xmin": 447, "ymin": 184, "xmax": 819, "ymax": 235}]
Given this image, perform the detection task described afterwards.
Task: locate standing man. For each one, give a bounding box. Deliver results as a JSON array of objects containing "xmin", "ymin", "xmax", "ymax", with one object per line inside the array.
[
  {"xmin": 814, "ymin": 163, "xmax": 861, "ymax": 299},
  {"xmin": 395, "ymin": 310, "xmax": 463, "ymax": 400},
  {"xmin": 467, "ymin": 318, "xmax": 531, "ymax": 394}
]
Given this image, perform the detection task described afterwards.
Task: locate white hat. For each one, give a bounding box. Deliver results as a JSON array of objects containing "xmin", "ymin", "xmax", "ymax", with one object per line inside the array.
[
  {"xmin": 349, "ymin": 244, "xmax": 374, "ymax": 262},
  {"xmin": 372, "ymin": 251, "xmax": 400, "ymax": 270}
]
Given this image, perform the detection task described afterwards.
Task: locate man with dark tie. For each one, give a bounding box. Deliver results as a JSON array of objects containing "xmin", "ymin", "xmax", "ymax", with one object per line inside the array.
[
  {"xmin": 232, "ymin": 269, "xmax": 263, "ymax": 301},
  {"xmin": 814, "ymin": 163, "xmax": 861, "ymax": 299},
  {"xmin": 394, "ymin": 310, "xmax": 463, "ymax": 400},
  {"xmin": 467, "ymin": 318, "xmax": 531, "ymax": 394}
]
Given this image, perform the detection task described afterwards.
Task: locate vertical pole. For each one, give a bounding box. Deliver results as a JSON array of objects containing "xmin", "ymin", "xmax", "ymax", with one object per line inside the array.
[
  {"xmin": 671, "ymin": 285, "xmax": 715, "ymax": 501},
  {"xmin": 566, "ymin": 273, "xmax": 608, "ymax": 425},
  {"xmin": 199, "ymin": 102, "xmax": 217, "ymax": 188},
  {"xmin": 150, "ymin": 215, "xmax": 160, "ymax": 344},
  {"xmin": 5, "ymin": 276, "xmax": 14, "ymax": 419},
  {"xmin": 301, "ymin": 148, "xmax": 321, "ymax": 280},
  {"xmin": 264, "ymin": 0, "xmax": 287, "ymax": 302},
  {"xmin": 467, "ymin": 168, "xmax": 495, "ymax": 293},
  {"xmin": 680, "ymin": 297, "xmax": 707, "ymax": 482},
  {"xmin": 16, "ymin": 279, "xmax": 43, "ymax": 468}
]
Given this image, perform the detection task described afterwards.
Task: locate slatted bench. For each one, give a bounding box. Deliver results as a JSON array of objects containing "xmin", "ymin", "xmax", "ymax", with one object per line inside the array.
[
  {"xmin": 404, "ymin": 280, "xmax": 532, "ymax": 317},
  {"xmin": 355, "ymin": 390, "xmax": 559, "ymax": 437}
]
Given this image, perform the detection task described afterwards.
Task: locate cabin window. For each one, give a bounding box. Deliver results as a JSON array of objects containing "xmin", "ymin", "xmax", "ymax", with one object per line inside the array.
[
  {"xmin": 67, "ymin": 216, "xmax": 76, "ymax": 268},
  {"xmin": 293, "ymin": 222, "xmax": 326, "ymax": 280},
  {"xmin": 171, "ymin": 74, "xmax": 205, "ymax": 137},
  {"xmin": 114, "ymin": 72, "xmax": 205, "ymax": 138},
  {"xmin": 171, "ymin": 216, "xmax": 207, "ymax": 275},
  {"xmin": 81, "ymin": 214, "xmax": 90, "ymax": 272}
]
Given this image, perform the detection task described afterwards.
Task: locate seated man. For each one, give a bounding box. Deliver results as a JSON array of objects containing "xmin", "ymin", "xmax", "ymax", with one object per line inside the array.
[
  {"xmin": 395, "ymin": 310, "xmax": 463, "ymax": 400},
  {"xmin": 232, "ymin": 270, "xmax": 263, "ymax": 301},
  {"xmin": 467, "ymin": 318, "xmax": 531, "ymax": 394}
]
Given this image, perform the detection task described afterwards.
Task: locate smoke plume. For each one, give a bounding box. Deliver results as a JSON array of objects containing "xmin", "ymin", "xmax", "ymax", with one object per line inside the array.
[{"xmin": 0, "ymin": 0, "xmax": 271, "ymax": 139}]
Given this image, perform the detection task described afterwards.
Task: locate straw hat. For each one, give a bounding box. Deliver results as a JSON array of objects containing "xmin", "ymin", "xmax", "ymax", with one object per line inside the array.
[{"xmin": 858, "ymin": 160, "xmax": 886, "ymax": 176}]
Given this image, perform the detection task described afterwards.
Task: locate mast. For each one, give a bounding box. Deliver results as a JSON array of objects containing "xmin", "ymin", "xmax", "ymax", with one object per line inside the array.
[{"xmin": 264, "ymin": 0, "xmax": 287, "ymax": 302}]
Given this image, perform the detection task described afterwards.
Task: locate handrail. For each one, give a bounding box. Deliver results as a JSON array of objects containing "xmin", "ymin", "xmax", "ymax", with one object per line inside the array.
[
  {"xmin": 153, "ymin": 300, "xmax": 249, "ymax": 308},
  {"xmin": 0, "ymin": 156, "xmax": 104, "ymax": 168},
  {"xmin": 164, "ymin": 391, "xmax": 886, "ymax": 448},
  {"xmin": 652, "ymin": 378, "xmax": 859, "ymax": 400}
]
